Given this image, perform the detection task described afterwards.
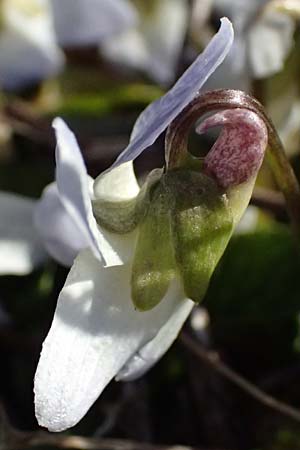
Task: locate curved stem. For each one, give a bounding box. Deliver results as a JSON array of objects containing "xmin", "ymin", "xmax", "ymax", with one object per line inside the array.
[
  {"xmin": 181, "ymin": 332, "xmax": 300, "ymax": 423},
  {"xmin": 165, "ymin": 89, "xmax": 300, "ymax": 240}
]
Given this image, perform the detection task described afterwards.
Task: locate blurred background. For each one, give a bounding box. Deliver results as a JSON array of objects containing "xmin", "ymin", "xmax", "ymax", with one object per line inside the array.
[{"xmin": 1, "ymin": 1, "xmax": 300, "ymax": 449}]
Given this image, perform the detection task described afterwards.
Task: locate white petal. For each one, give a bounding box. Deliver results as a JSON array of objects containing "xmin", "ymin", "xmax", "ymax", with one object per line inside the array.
[
  {"xmin": 116, "ymin": 297, "xmax": 194, "ymax": 381},
  {"xmin": 53, "ymin": 118, "xmax": 133, "ymax": 267},
  {"xmin": 0, "ymin": 192, "xmax": 47, "ymax": 275},
  {"xmin": 93, "ymin": 161, "xmax": 139, "ymax": 202},
  {"xmin": 34, "ymin": 183, "xmax": 90, "ymax": 266},
  {"xmin": 34, "ymin": 249, "xmax": 188, "ymax": 432},
  {"xmin": 110, "ymin": 18, "xmax": 234, "ymax": 167},
  {"xmin": 51, "ymin": 0, "xmax": 138, "ymax": 47},
  {"xmin": 92, "ymin": 162, "xmax": 141, "ymax": 266},
  {"xmin": 278, "ymin": 100, "xmax": 300, "ymax": 157},
  {"xmin": 0, "ymin": 0, "xmax": 64, "ymax": 90},
  {"xmin": 248, "ymin": 10, "xmax": 295, "ymax": 79},
  {"xmin": 234, "ymin": 205, "xmax": 259, "ymax": 234}
]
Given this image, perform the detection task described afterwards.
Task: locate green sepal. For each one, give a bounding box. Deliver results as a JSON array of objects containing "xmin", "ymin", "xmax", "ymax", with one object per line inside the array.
[
  {"xmin": 130, "ymin": 168, "xmax": 255, "ymax": 311},
  {"xmin": 166, "ymin": 170, "xmax": 234, "ymax": 303},
  {"xmin": 131, "ymin": 180, "xmax": 176, "ymax": 311},
  {"xmin": 92, "ymin": 169, "xmax": 162, "ymax": 234}
]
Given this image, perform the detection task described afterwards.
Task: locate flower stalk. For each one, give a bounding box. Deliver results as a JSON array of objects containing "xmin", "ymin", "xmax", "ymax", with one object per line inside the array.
[{"xmin": 165, "ymin": 89, "xmax": 300, "ymax": 240}]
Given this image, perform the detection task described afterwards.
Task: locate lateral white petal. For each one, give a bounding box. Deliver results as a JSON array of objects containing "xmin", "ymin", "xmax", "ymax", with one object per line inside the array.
[
  {"xmin": 53, "ymin": 118, "xmax": 132, "ymax": 267},
  {"xmin": 0, "ymin": 192, "xmax": 47, "ymax": 274},
  {"xmin": 116, "ymin": 296, "xmax": 194, "ymax": 381},
  {"xmin": 110, "ymin": 18, "xmax": 234, "ymax": 167},
  {"xmin": 34, "ymin": 183, "xmax": 90, "ymax": 266},
  {"xmin": 34, "ymin": 249, "xmax": 187, "ymax": 432},
  {"xmin": 51, "ymin": 0, "xmax": 138, "ymax": 47}
]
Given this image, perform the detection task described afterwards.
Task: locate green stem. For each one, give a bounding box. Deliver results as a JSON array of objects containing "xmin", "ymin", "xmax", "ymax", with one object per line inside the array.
[{"xmin": 165, "ymin": 89, "xmax": 300, "ymax": 240}]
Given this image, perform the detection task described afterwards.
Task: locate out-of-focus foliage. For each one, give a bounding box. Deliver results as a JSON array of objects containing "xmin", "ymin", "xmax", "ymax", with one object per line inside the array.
[{"xmin": 206, "ymin": 224, "xmax": 300, "ymax": 369}]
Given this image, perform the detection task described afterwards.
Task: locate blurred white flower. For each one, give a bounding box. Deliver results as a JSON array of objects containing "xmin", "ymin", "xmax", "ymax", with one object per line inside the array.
[
  {"xmin": 0, "ymin": 192, "xmax": 47, "ymax": 275},
  {"xmin": 0, "ymin": 0, "xmax": 137, "ymax": 90},
  {"xmin": 0, "ymin": 187, "xmax": 95, "ymax": 276},
  {"xmin": 101, "ymin": 0, "xmax": 189, "ymax": 85},
  {"xmin": 50, "ymin": 0, "xmax": 138, "ymax": 47},
  {"xmin": 33, "ymin": 19, "xmax": 234, "ymax": 432},
  {"xmin": 194, "ymin": 0, "xmax": 299, "ymax": 156},
  {"xmin": 0, "ymin": 0, "xmax": 64, "ymax": 90},
  {"xmin": 199, "ymin": 0, "xmax": 295, "ymax": 92}
]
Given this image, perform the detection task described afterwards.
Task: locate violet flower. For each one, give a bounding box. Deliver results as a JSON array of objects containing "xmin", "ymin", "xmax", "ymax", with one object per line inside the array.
[
  {"xmin": 32, "ymin": 18, "xmax": 237, "ymax": 432},
  {"xmin": 32, "ymin": 17, "xmax": 268, "ymax": 433}
]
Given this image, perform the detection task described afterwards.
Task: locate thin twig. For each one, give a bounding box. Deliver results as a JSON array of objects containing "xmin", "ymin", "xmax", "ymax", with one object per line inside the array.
[
  {"xmin": 0, "ymin": 403, "xmax": 222, "ymax": 450},
  {"xmin": 18, "ymin": 434, "xmax": 221, "ymax": 450},
  {"xmin": 251, "ymin": 187, "xmax": 285, "ymax": 216},
  {"xmin": 181, "ymin": 332, "xmax": 300, "ymax": 423}
]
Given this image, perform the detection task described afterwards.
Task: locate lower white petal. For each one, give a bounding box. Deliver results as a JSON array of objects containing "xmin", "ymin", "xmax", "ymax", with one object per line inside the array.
[
  {"xmin": 0, "ymin": 192, "xmax": 47, "ymax": 274},
  {"xmin": 34, "ymin": 249, "xmax": 187, "ymax": 432},
  {"xmin": 116, "ymin": 295, "xmax": 194, "ymax": 381}
]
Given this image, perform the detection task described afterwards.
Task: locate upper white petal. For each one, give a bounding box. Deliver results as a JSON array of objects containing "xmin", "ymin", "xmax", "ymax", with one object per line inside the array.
[
  {"xmin": 109, "ymin": 18, "xmax": 234, "ymax": 168},
  {"xmin": 34, "ymin": 249, "xmax": 188, "ymax": 432},
  {"xmin": 34, "ymin": 183, "xmax": 90, "ymax": 266},
  {"xmin": 0, "ymin": 192, "xmax": 47, "ymax": 274},
  {"xmin": 51, "ymin": 0, "xmax": 138, "ymax": 47}
]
